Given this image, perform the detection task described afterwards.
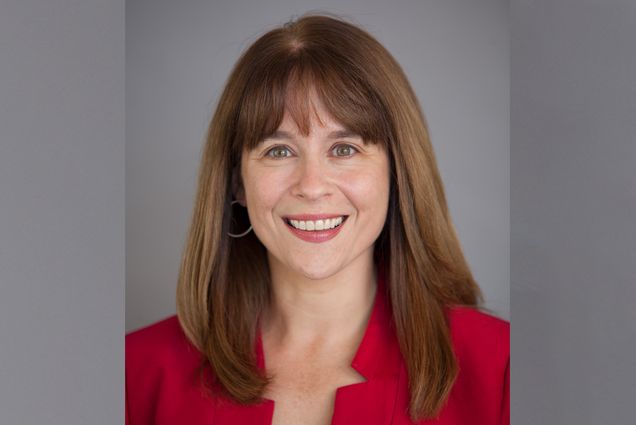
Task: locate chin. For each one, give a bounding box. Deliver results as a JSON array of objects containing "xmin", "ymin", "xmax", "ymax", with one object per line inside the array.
[{"xmin": 293, "ymin": 262, "xmax": 342, "ymax": 281}]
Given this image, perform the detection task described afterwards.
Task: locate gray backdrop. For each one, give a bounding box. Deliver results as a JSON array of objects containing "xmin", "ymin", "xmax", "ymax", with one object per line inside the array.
[
  {"xmin": 511, "ymin": 0, "xmax": 636, "ymax": 423},
  {"xmin": 2, "ymin": 0, "xmax": 635, "ymax": 424},
  {"xmin": 0, "ymin": 0, "xmax": 124, "ymax": 423},
  {"xmin": 125, "ymin": 0, "xmax": 510, "ymax": 332}
]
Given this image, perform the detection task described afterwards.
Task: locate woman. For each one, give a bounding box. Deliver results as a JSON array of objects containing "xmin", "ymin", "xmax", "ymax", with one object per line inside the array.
[{"xmin": 126, "ymin": 13, "xmax": 509, "ymax": 425}]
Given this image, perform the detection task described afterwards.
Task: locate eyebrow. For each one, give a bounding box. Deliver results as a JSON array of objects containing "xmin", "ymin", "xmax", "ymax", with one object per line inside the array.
[{"xmin": 263, "ymin": 129, "xmax": 361, "ymax": 141}]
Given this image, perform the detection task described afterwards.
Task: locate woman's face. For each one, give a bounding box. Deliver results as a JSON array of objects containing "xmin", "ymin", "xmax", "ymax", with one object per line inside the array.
[{"xmin": 238, "ymin": 94, "xmax": 390, "ymax": 281}]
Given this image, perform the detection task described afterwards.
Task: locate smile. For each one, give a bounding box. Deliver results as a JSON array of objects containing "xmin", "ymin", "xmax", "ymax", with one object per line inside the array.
[
  {"xmin": 287, "ymin": 216, "xmax": 344, "ymax": 231},
  {"xmin": 282, "ymin": 215, "xmax": 349, "ymax": 243}
]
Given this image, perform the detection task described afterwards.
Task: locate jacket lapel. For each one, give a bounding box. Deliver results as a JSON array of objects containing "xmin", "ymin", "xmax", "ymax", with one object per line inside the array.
[
  {"xmin": 214, "ymin": 268, "xmax": 402, "ymax": 425},
  {"xmin": 330, "ymin": 270, "xmax": 402, "ymax": 425}
]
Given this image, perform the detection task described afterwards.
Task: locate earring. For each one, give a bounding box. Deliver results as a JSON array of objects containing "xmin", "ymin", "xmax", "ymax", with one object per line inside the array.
[{"xmin": 228, "ymin": 200, "xmax": 253, "ymax": 238}]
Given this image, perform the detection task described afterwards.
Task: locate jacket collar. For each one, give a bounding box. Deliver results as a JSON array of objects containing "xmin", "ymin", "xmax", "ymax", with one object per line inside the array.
[
  {"xmin": 349, "ymin": 267, "xmax": 402, "ymax": 380},
  {"xmin": 214, "ymin": 267, "xmax": 404, "ymax": 425}
]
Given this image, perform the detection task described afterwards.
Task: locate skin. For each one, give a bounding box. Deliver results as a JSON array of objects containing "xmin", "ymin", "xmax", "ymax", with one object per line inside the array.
[{"xmin": 236, "ymin": 91, "xmax": 390, "ymax": 423}]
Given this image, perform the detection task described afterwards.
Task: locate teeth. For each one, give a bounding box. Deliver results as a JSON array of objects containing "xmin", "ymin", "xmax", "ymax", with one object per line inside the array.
[{"xmin": 288, "ymin": 216, "xmax": 344, "ymax": 231}]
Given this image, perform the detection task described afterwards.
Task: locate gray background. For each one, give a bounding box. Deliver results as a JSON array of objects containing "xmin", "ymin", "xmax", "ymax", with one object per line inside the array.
[
  {"xmin": 2, "ymin": 0, "xmax": 635, "ymax": 424},
  {"xmin": 125, "ymin": 0, "xmax": 510, "ymax": 332},
  {"xmin": 0, "ymin": 0, "xmax": 124, "ymax": 423},
  {"xmin": 511, "ymin": 0, "xmax": 636, "ymax": 423}
]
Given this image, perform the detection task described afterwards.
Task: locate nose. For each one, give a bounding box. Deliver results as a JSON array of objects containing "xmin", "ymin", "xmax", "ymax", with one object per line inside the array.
[{"xmin": 291, "ymin": 156, "xmax": 332, "ymax": 200}]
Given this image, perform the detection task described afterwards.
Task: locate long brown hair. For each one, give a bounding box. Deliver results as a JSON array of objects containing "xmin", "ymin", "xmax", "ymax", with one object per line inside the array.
[{"xmin": 176, "ymin": 13, "xmax": 482, "ymax": 421}]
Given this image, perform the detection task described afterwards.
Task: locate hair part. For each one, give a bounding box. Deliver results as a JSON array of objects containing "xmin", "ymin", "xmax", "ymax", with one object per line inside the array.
[{"xmin": 176, "ymin": 13, "xmax": 482, "ymax": 422}]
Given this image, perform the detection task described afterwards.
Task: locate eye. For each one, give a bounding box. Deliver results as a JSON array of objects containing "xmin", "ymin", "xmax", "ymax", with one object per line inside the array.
[
  {"xmin": 331, "ymin": 144, "xmax": 358, "ymax": 157},
  {"xmin": 265, "ymin": 145, "xmax": 292, "ymax": 159}
]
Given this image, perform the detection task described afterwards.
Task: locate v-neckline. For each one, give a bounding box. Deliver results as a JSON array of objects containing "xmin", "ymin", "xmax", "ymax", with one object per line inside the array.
[{"xmin": 250, "ymin": 267, "xmax": 403, "ymax": 425}]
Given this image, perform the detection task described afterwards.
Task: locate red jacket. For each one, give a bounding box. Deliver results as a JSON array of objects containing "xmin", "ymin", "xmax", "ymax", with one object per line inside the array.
[{"xmin": 126, "ymin": 274, "xmax": 509, "ymax": 424}]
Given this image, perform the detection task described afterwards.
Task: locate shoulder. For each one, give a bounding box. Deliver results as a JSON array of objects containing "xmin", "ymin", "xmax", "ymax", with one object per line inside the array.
[
  {"xmin": 127, "ymin": 315, "xmax": 186, "ymax": 351},
  {"xmin": 443, "ymin": 306, "xmax": 509, "ymax": 423},
  {"xmin": 447, "ymin": 305, "xmax": 509, "ymax": 347},
  {"xmin": 127, "ymin": 315, "xmax": 190, "ymax": 355},
  {"xmin": 126, "ymin": 317, "xmax": 209, "ymax": 423},
  {"xmin": 446, "ymin": 305, "xmax": 509, "ymax": 380},
  {"xmin": 126, "ymin": 315, "xmax": 202, "ymax": 381}
]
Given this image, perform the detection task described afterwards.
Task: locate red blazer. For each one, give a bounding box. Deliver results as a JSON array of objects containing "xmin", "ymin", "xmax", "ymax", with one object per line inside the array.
[{"xmin": 126, "ymin": 274, "xmax": 509, "ymax": 425}]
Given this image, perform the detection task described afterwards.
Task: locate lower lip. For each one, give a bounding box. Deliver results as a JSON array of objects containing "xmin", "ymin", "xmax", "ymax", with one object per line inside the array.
[{"xmin": 284, "ymin": 218, "xmax": 347, "ymax": 243}]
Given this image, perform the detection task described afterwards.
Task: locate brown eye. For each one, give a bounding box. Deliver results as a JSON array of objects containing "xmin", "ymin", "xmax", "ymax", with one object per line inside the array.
[
  {"xmin": 266, "ymin": 146, "xmax": 292, "ymax": 159},
  {"xmin": 332, "ymin": 144, "xmax": 357, "ymax": 157}
]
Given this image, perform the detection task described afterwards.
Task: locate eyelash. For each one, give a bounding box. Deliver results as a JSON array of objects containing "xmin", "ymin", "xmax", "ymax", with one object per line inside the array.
[{"xmin": 264, "ymin": 144, "xmax": 359, "ymax": 159}]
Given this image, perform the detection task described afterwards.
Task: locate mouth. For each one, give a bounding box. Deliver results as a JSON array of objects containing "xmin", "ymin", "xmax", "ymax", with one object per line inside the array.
[
  {"xmin": 281, "ymin": 215, "xmax": 349, "ymax": 243},
  {"xmin": 283, "ymin": 215, "xmax": 348, "ymax": 231}
]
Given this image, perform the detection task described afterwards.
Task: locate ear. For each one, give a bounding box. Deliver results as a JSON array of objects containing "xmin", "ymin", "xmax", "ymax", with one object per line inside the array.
[{"xmin": 231, "ymin": 167, "xmax": 246, "ymax": 207}]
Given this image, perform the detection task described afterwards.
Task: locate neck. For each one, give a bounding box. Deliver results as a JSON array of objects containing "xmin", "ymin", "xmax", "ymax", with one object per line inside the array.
[{"xmin": 262, "ymin": 253, "xmax": 377, "ymax": 348}]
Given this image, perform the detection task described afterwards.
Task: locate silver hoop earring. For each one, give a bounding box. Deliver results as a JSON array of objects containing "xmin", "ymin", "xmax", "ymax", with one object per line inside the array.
[{"xmin": 228, "ymin": 200, "xmax": 253, "ymax": 238}]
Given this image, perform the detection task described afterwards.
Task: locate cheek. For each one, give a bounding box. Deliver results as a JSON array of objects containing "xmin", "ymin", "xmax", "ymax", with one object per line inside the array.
[
  {"xmin": 243, "ymin": 168, "xmax": 289, "ymax": 216},
  {"xmin": 341, "ymin": 164, "xmax": 390, "ymax": 216}
]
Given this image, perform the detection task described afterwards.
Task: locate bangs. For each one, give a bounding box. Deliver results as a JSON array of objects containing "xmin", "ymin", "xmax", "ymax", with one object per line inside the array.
[{"xmin": 232, "ymin": 51, "xmax": 392, "ymax": 158}]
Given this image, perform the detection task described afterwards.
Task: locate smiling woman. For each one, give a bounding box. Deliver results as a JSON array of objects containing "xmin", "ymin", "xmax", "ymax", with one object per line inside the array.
[{"xmin": 126, "ymin": 13, "xmax": 509, "ymax": 425}]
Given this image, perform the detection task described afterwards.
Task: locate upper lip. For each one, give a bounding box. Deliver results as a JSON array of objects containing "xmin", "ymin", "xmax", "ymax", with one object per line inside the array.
[{"xmin": 283, "ymin": 214, "xmax": 348, "ymax": 221}]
